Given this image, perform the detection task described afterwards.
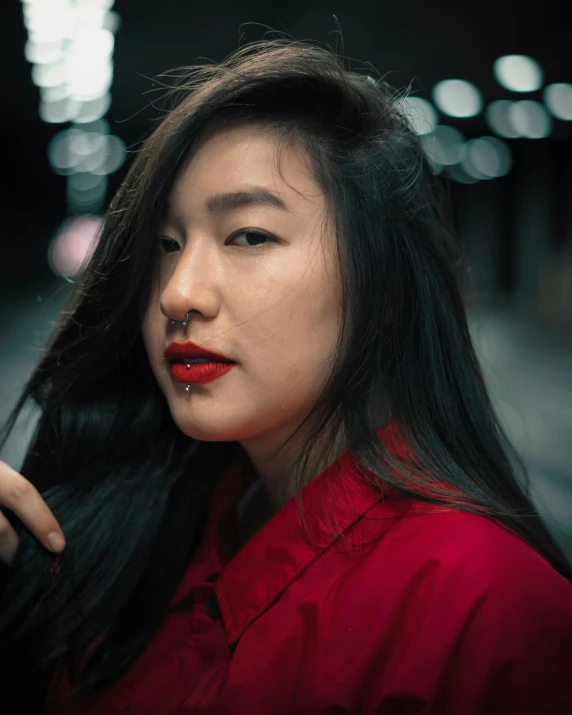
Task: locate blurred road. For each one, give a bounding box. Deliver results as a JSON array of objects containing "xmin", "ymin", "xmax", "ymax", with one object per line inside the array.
[{"xmin": 1, "ymin": 282, "xmax": 571, "ymax": 558}]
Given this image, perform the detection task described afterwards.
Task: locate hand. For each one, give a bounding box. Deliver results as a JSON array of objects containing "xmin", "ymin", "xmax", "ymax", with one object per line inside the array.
[{"xmin": 0, "ymin": 460, "xmax": 66, "ymax": 567}]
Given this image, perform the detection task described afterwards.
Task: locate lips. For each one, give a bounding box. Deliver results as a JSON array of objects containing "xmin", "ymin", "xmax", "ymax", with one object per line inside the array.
[{"xmin": 164, "ymin": 341, "xmax": 234, "ymax": 364}]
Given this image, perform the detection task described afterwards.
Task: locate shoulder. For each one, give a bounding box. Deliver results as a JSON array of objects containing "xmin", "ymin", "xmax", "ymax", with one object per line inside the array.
[
  {"xmin": 341, "ymin": 501, "xmax": 572, "ymax": 650},
  {"xmin": 340, "ymin": 505, "xmax": 572, "ymax": 713},
  {"xmin": 350, "ymin": 502, "xmax": 572, "ymax": 654},
  {"xmin": 362, "ymin": 501, "xmax": 571, "ymax": 601}
]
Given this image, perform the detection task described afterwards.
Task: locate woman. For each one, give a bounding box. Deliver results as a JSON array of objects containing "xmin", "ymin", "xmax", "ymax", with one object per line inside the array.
[{"xmin": 0, "ymin": 39, "xmax": 571, "ymax": 715}]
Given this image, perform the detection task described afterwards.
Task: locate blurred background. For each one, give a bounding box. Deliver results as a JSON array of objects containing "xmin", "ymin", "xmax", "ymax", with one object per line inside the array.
[{"xmin": 1, "ymin": 0, "xmax": 571, "ymax": 557}]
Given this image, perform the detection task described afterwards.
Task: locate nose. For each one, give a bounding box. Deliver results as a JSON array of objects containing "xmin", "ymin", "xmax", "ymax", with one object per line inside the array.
[{"xmin": 159, "ymin": 243, "xmax": 221, "ymax": 325}]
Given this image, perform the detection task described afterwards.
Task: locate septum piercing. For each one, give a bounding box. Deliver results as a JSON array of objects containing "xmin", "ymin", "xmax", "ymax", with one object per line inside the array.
[{"xmin": 169, "ymin": 311, "xmax": 190, "ymax": 327}]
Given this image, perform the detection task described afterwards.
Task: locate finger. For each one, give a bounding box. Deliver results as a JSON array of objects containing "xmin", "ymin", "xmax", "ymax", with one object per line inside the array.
[
  {"xmin": 0, "ymin": 460, "xmax": 66, "ymax": 554},
  {"xmin": 0, "ymin": 509, "xmax": 20, "ymax": 567}
]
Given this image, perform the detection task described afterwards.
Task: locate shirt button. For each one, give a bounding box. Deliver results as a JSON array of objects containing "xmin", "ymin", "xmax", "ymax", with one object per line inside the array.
[{"xmin": 207, "ymin": 593, "xmax": 223, "ymax": 620}]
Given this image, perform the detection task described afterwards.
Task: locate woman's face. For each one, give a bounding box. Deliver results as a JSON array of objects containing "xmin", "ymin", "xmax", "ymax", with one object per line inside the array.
[{"xmin": 142, "ymin": 123, "xmax": 340, "ymax": 466}]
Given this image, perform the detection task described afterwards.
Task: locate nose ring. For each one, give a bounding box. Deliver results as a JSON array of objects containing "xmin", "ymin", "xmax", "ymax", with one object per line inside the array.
[{"xmin": 169, "ymin": 311, "xmax": 190, "ymax": 327}]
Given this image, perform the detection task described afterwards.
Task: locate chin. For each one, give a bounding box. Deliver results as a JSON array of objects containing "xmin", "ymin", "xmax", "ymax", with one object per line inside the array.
[{"xmin": 171, "ymin": 413, "xmax": 242, "ymax": 443}]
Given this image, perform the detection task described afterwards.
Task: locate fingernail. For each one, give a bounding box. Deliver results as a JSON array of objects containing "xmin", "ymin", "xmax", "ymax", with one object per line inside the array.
[{"xmin": 47, "ymin": 531, "xmax": 65, "ymax": 552}]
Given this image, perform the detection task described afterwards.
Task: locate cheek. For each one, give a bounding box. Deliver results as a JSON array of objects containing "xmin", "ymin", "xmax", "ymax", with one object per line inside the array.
[
  {"xmin": 256, "ymin": 271, "xmax": 339, "ymax": 385},
  {"xmin": 297, "ymin": 262, "xmax": 340, "ymax": 350}
]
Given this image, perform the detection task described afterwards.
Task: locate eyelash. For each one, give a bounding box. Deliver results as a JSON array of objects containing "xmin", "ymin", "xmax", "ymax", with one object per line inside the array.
[{"xmin": 156, "ymin": 230, "xmax": 273, "ymax": 255}]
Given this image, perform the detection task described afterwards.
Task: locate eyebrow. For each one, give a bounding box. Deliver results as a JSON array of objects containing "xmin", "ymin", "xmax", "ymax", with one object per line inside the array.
[{"xmin": 204, "ymin": 188, "xmax": 291, "ymax": 214}]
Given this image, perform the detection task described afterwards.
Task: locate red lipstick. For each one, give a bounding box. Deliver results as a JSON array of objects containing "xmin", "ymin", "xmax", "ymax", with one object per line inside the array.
[
  {"xmin": 164, "ymin": 341, "xmax": 235, "ymax": 386},
  {"xmin": 165, "ymin": 341, "xmax": 233, "ymax": 363}
]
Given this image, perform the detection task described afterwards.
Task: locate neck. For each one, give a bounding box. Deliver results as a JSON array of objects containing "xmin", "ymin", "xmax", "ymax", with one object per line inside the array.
[{"xmin": 238, "ymin": 423, "xmax": 348, "ymax": 512}]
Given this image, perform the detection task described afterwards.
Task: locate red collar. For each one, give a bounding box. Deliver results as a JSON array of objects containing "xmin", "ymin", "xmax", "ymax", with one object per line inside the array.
[{"xmin": 177, "ymin": 421, "xmax": 413, "ymax": 645}]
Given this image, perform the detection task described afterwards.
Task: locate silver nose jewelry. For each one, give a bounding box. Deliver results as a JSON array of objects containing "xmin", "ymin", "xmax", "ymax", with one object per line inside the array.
[
  {"xmin": 169, "ymin": 312, "xmax": 192, "ymax": 392},
  {"xmin": 169, "ymin": 311, "xmax": 190, "ymax": 327}
]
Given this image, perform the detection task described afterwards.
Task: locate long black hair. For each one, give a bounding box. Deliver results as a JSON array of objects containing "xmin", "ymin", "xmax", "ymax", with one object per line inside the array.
[{"xmin": 1, "ymin": 37, "xmax": 570, "ymax": 713}]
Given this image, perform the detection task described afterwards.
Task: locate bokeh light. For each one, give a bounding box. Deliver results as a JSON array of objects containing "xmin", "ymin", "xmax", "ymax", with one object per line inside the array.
[
  {"xmin": 39, "ymin": 96, "xmax": 78, "ymax": 123},
  {"xmin": 73, "ymin": 93, "xmax": 112, "ymax": 123},
  {"xmin": 462, "ymin": 136, "xmax": 512, "ymax": 179},
  {"xmin": 67, "ymin": 173, "xmax": 108, "ymax": 213},
  {"xmin": 91, "ymin": 134, "xmax": 127, "ymax": 174},
  {"xmin": 544, "ymin": 83, "xmax": 572, "ymax": 121},
  {"xmin": 485, "ymin": 100, "xmax": 520, "ymax": 138},
  {"xmin": 47, "ymin": 124, "xmax": 126, "ymax": 176},
  {"xmin": 48, "ymin": 216, "xmax": 103, "ymax": 278},
  {"xmin": 509, "ymin": 100, "xmax": 552, "ymax": 138},
  {"xmin": 40, "ymin": 83, "xmax": 69, "ymax": 101},
  {"xmin": 493, "ymin": 55, "xmax": 544, "ymax": 93},
  {"xmin": 486, "ymin": 99, "xmax": 552, "ymax": 139},
  {"xmin": 25, "ymin": 0, "xmax": 118, "ymax": 126},
  {"xmin": 432, "ymin": 79, "xmax": 483, "ymax": 118},
  {"xmin": 24, "ymin": 38, "xmax": 65, "ymax": 65}
]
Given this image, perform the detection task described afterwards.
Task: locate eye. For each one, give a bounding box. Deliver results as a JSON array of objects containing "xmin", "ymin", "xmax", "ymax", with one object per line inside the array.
[
  {"xmin": 156, "ymin": 236, "xmax": 180, "ymax": 255},
  {"xmin": 229, "ymin": 230, "xmax": 273, "ymax": 248}
]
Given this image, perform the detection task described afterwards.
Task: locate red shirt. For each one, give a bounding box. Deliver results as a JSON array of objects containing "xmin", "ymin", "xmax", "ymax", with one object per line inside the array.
[{"xmin": 47, "ymin": 422, "xmax": 572, "ymax": 714}]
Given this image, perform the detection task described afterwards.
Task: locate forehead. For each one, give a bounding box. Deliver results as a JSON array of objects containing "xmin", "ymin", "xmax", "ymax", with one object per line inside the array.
[{"xmin": 167, "ymin": 123, "xmax": 325, "ymax": 219}]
